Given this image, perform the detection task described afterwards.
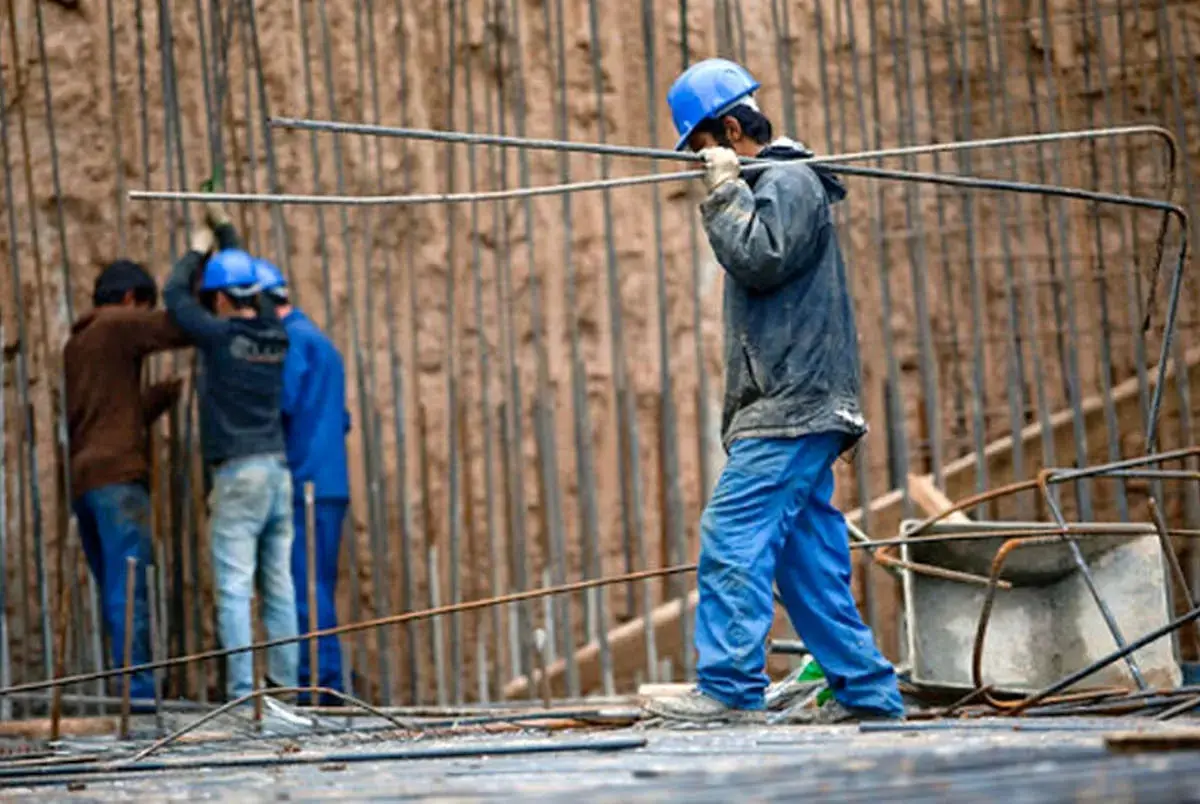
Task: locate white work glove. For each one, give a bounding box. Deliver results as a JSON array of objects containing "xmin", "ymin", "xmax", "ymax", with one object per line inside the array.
[
  {"xmin": 699, "ymin": 147, "xmax": 742, "ymax": 193},
  {"xmin": 204, "ymin": 200, "xmax": 231, "ymax": 229},
  {"xmin": 189, "ymin": 225, "xmax": 215, "ymax": 255}
]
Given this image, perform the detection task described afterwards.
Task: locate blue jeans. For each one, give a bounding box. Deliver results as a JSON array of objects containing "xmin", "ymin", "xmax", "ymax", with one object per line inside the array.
[
  {"xmin": 208, "ymin": 455, "xmax": 299, "ymax": 700},
  {"xmin": 72, "ymin": 483, "xmax": 155, "ymax": 702},
  {"xmin": 695, "ymin": 434, "xmax": 903, "ymax": 714},
  {"xmin": 291, "ymin": 499, "xmax": 347, "ymax": 698}
]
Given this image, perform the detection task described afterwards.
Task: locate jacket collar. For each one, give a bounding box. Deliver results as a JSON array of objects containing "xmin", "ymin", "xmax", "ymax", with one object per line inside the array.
[{"xmin": 754, "ymin": 137, "xmax": 847, "ymax": 204}]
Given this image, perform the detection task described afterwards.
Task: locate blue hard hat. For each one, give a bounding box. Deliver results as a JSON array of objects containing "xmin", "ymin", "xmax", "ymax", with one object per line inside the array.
[
  {"xmin": 201, "ymin": 249, "xmax": 260, "ymax": 297},
  {"xmin": 253, "ymin": 258, "xmax": 288, "ymax": 299},
  {"xmin": 666, "ymin": 58, "xmax": 761, "ymax": 151}
]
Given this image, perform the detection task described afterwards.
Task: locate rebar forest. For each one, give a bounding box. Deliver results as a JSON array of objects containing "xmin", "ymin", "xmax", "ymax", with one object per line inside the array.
[{"xmin": 1, "ymin": 0, "xmax": 1200, "ymax": 797}]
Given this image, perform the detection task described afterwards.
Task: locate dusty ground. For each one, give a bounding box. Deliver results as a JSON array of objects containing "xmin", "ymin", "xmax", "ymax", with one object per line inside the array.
[{"xmin": 3, "ymin": 717, "xmax": 1200, "ymax": 801}]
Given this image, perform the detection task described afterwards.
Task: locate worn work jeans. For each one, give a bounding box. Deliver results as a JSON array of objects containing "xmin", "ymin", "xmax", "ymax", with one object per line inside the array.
[
  {"xmin": 695, "ymin": 433, "xmax": 904, "ymax": 714},
  {"xmin": 291, "ymin": 499, "xmax": 347, "ymax": 700},
  {"xmin": 73, "ymin": 483, "xmax": 155, "ymax": 702},
  {"xmin": 209, "ymin": 454, "xmax": 299, "ymax": 700}
]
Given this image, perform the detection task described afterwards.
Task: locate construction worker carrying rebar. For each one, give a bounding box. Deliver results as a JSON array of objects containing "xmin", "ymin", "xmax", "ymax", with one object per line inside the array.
[
  {"xmin": 645, "ymin": 58, "xmax": 904, "ymax": 725},
  {"xmin": 254, "ymin": 260, "xmax": 351, "ymax": 704},
  {"xmin": 64, "ymin": 261, "xmax": 190, "ymax": 711},
  {"xmin": 163, "ymin": 202, "xmax": 299, "ymax": 703}
]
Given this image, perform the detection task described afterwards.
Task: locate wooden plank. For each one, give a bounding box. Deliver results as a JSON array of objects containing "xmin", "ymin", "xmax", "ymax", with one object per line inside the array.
[
  {"xmin": 907, "ymin": 474, "xmax": 972, "ymax": 523},
  {"xmin": 1105, "ymin": 729, "xmax": 1200, "ymax": 753}
]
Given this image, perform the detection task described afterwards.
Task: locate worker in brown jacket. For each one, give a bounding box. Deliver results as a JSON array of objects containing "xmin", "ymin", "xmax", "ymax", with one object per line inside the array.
[{"xmin": 64, "ymin": 260, "xmax": 190, "ymax": 708}]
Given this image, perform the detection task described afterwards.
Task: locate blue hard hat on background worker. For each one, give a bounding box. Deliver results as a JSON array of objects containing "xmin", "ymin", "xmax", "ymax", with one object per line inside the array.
[
  {"xmin": 666, "ymin": 57, "xmax": 760, "ymax": 151},
  {"xmin": 255, "ymin": 256, "xmax": 353, "ymax": 702},
  {"xmin": 200, "ymin": 248, "xmax": 261, "ymax": 296},
  {"xmin": 254, "ymin": 259, "xmax": 289, "ymax": 301}
]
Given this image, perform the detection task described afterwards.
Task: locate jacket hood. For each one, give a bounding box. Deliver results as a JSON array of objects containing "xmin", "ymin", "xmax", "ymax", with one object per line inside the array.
[{"xmin": 756, "ymin": 137, "xmax": 847, "ymax": 204}]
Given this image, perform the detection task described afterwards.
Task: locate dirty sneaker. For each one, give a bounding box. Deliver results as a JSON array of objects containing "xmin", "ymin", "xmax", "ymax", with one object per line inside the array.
[
  {"xmin": 780, "ymin": 698, "xmax": 904, "ymax": 725},
  {"xmin": 643, "ymin": 688, "xmax": 766, "ymax": 725}
]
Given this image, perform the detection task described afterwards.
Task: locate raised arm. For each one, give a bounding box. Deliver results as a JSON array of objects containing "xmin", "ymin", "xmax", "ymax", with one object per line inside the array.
[
  {"xmin": 699, "ymin": 161, "xmax": 830, "ymax": 293},
  {"xmin": 163, "ymin": 229, "xmax": 230, "ymax": 348}
]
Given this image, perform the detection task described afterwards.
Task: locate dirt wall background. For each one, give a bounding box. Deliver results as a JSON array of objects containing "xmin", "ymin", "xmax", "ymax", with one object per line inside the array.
[{"xmin": 2, "ymin": 0, "xmax": 1199, "ymax": 705}]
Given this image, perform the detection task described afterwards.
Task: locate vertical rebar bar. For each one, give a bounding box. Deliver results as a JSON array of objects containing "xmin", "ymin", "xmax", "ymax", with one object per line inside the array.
[
  {"xmin": 1036, "ymin": 0, "xmax": 1093, "ymax": 518},
  {"xmin": 888, "ymin": 0, "xmax": 943, "ymax": 485},
  {"xmin": 466, "ymin": 0, "xmax": 506, "ymax": 700},
  {"xmin": 240, "ymin": 0, "xmax": 291, "ymax": 275},
  {"xmin": 312, "ymin": 0, "xmax": 389, "ymax": 700},
  {"xmin": 1151, "ymin": 0, "xmax": 1200, "ymax": 522},
  {"xmin": 504, "ymin": 0, "xmax": 576, "ymax": 698},
  {"xmin": 0, "ymin": 22, "xmax": 52, "ymax": 690},
  {"xmin": 120, "ymin": 556, "xmax": 137, "ymax": 737},
  {"xmin": 490, "ymin": 0, "xmax": 535, "ymax": 697},
  {"xmin": 544, "ymin": 0, "xmax": 614, "ymax": 696},
  {"xmin": 679, "ymin": 2, "xmax": 713, "ymax": 543},
  {"xmin": 586, "ymin": 0, "xmax": 657, "ymax": 686},
  {"xmin": 105, "ymin": 0, "xmax": 127, "ymax": 253},
  {"xmin": 1104, "ymin": 1, "xmax": 1153, "ymax": 463},
  {"xmin": 640, "ymin": 0, "xmax": 689, "ymax": 684},
  {"xmin": 441, "ymin": 0, "xmax": 465, "ymax": 706},
  {"xmin": 0, "ymin": 324, "xmax": 8, "ymax": 722},
  {"xmin": 392, "ymin": 0, "xmax": 422, "ymax": 704},
  {"xmin": 350, "ymin": 0, "xmax": 395, "ymax": 707},
  {"xmin": 826, "ymin": 0, "xmax": 877, "ymax": 631}
]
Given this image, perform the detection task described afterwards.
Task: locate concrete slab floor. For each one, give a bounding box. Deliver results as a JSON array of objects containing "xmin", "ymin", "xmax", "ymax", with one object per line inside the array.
[{"xmin": 2, "ymin": 717, "xmax": 1199, "ymax": 802}]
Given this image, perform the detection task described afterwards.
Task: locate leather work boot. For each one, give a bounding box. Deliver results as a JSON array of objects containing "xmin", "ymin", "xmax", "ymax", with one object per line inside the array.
[{"xmin": 643, "ymin": 688, "xmax": 766, "ymax": 725}]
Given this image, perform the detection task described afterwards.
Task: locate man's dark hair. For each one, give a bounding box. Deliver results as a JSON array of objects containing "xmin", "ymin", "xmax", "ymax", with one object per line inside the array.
[
  {"xmin": 199, "ymin": 289, "xmax": 260, "ymax": 313},
  {"xmin": 93, "ymin": 260, "xmax": 158, "ymax": 307},
  {"xmin": 693, "ymin": 104, "xmax": 773, "ymax": 148}
]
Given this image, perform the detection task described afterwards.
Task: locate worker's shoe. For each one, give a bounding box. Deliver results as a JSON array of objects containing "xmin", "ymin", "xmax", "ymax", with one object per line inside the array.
[
  {"xmin": 781, "ymin": 698, "xmax": 904, "ymax": 725},
  {"xmin": 642, "ymin": 688, "xmax": 766, "ymax": 725}
]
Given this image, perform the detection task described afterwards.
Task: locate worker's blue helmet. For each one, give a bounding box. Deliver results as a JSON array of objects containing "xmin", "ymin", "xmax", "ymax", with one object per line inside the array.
[
  {"xmin": 666, "ymin": 58, "xmax": 761, "ymax": 151},
  {"xmin": 201, "ymin": 249, "xmax": 259, "ymax": 298},
  {"xmin": 253, "ymin": 258, "xmax": 288, "ymax": 301}
]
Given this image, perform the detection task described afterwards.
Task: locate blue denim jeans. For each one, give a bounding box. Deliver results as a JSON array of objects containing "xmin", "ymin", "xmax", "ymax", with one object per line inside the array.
[
  {"xmin": 695, "ymin": 434, "xmax": 903, "ymax": 715},
  {"xmin": 208, "ymin": 454, "xmax": 299, "ymax": 700},
  {"xmin": 72, "ymin": 483, "xmax": 155, "ymax": 702}
]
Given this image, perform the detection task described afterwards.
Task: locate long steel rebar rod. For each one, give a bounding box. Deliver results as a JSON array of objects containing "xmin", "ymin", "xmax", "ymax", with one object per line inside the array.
[{"xmin": 267, "ymin": 119, "xmax": 1176, "ymax": 172}]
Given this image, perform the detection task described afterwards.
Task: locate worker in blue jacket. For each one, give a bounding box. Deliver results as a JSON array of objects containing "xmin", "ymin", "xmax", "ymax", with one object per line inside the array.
[
  {"xmin": 645, "ymin": 58, "xmax": 904, "ymax": 725},
  {"xmin": 254, "ymin": 261, "xmax": 350, "ymax": 703}
]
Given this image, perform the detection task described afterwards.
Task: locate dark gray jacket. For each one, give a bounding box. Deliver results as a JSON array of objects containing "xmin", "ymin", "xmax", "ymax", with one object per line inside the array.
[
  {"xmin": 163, "ymin": 224, "xmax": 289, "ymax": 467},
  {"xmin": 700, "ymin": 138, "xmax": 866, "ymax": 453}
]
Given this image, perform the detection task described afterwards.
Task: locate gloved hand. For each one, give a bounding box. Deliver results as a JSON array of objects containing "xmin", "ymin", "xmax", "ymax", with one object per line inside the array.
[
  {"xmin": 699, "ymin": 147, "xmax": 741, "ymax": 193},
  {"xmin": 204, "ymin": 200, "xmax": 231, "ymax": 229},
  {"xmin": 189, "ymin": 225, "xmax": 215, "ymax": 255}
]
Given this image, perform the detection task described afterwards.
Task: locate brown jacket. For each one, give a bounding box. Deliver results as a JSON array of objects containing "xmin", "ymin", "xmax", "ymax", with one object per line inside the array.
[{"xmin": 64, "ymin": 307, "xmax": 190, "ymax": 499}]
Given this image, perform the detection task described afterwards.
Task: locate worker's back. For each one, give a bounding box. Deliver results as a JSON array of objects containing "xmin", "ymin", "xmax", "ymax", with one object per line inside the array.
[
  {"xmin": 64, "ymin": 307, "xmax": 187, "ymax": 496},
  {"xmin": 280, "ymin": 309, "xmax": 350, "ymax": 501},
  {"xmin": 162, "ymin": 247, "xmax": 288, "ymax": 467},
  {"xmin": 193, "ymin": 313, "xmax": 289, "ymax": 467}
]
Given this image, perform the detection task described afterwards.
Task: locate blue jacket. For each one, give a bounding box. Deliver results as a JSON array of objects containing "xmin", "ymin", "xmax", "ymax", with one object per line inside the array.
[
  {"xmin": 281, "ymin": 309, "xmax": 351, "ymax": 501},
  {"xmin": 700, "ymin": 138, "xmax": 866, "ymax": 453}
]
